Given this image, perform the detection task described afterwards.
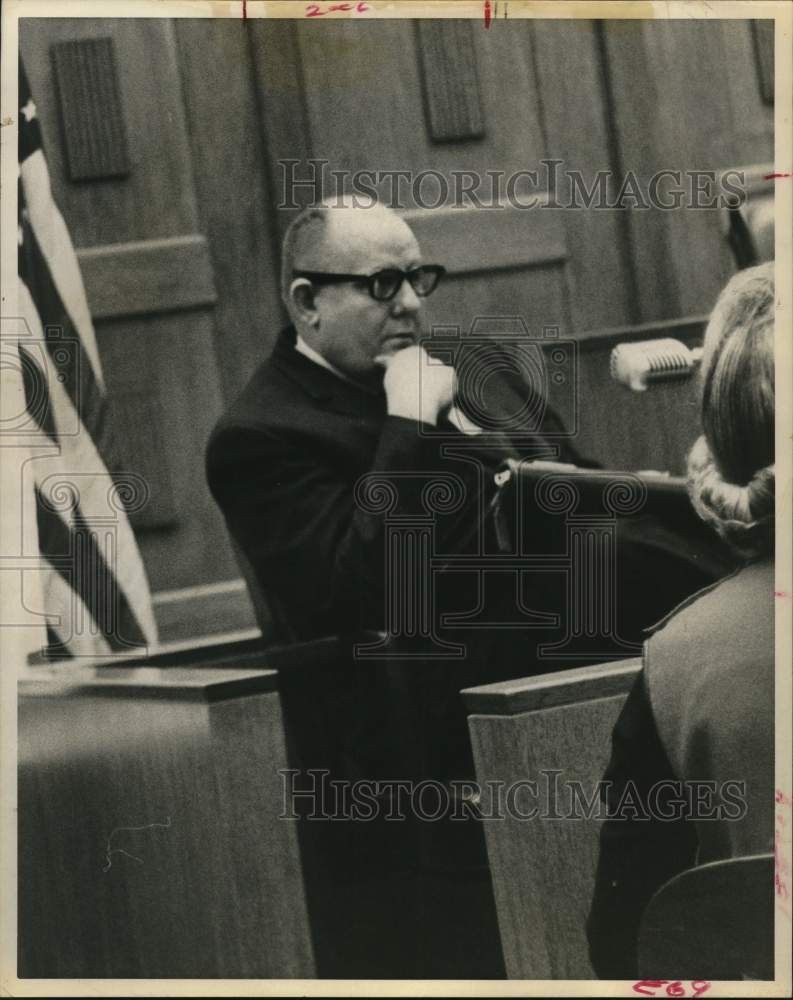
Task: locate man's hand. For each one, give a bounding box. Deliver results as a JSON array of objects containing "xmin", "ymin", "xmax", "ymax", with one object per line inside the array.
[{"xmin": 376, "ymin": 344, "xmax": 456, "ymax": 425}]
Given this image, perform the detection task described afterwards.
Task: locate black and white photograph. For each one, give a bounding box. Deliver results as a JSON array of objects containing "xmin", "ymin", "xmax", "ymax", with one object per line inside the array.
[{"xmin": 1, "ymin": 0, "xmax": 791, "ymax": 994}]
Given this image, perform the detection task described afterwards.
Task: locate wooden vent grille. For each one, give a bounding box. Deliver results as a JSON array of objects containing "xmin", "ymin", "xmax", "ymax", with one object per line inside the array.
[
  {"xmin": 416, "ymin": 21, "xmax": 486, "ymax": 143},
  {"xmin": 51, "ymin": 37, "xmax": 130, "ymax": 181}
]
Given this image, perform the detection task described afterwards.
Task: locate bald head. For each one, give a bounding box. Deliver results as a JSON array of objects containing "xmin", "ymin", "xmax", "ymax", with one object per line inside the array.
[
  {"xmin": 281, "ymin": 198, "xmax": 419, "ymax": 305},
  {"xmin": 280, "ymin": 196, "xmax": 427, "ymax": 380}
]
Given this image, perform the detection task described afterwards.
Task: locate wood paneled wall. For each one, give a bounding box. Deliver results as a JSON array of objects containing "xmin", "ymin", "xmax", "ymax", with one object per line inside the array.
[{"xmin": 601, "ymin": 19, "xmax": 774, "ymax": 321}]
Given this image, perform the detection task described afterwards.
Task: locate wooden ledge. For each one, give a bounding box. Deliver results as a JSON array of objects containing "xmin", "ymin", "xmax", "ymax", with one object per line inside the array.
[
  {"xmin": 19, "ymin": 664, "xmax": 279, "ymax": 703},
  {"xmin": 461, "ymin": 657, "xmax": 642, "ymax": 716}
]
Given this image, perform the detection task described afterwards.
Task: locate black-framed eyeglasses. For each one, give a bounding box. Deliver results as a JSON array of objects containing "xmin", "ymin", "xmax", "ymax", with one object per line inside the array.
[{"xmin": 294, "ymin": 265, "xmax": 446, "ymax": 302}]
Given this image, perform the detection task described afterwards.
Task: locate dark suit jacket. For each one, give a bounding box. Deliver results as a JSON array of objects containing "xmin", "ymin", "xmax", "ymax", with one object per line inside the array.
[
  {"xmin": 207, "ymin": 326, "xmax": 576, "ymax": 641},
  {"xmin": 587, "ymin": 556, "xmax": 774, "ymax": 978}
]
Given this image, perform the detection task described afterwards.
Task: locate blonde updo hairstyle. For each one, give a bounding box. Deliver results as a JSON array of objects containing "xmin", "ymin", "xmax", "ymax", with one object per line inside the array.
[{"xmin": 687, "ymin": 262, "xmax": 775, "ymax": 557}]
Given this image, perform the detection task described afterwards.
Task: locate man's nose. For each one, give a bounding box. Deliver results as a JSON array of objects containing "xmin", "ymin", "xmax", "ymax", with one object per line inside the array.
[{"xmin": 391, "ymin": 276, "xmax": 422, "ymax": 314}]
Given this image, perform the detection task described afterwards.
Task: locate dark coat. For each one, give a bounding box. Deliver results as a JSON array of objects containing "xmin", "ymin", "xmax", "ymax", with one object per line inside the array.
[
  {"xmin": 646, "ymin": 556, "xmax": 774, "ymax": 861},
  {"xmin": 587, "ymin": 556, "xmax": 774, "ymax": 978},
  {"xmin": 206, "ymin": 326, "xmax": 571, "ymax": 641}
]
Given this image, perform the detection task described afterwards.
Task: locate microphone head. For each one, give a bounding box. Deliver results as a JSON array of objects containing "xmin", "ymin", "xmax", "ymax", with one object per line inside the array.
[{"xmin": 610, "ymin": 337, "xmax": 703, "ymax": 391}]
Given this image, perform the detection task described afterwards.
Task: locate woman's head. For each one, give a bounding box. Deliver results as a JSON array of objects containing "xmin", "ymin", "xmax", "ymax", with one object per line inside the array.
[
  {"xmin": 700, "ymin": 263, "xmax": 774, "ymax": 485},
  {"xmin": 688, "ymin": 262, "xmax": 775, "ymax": 556}
]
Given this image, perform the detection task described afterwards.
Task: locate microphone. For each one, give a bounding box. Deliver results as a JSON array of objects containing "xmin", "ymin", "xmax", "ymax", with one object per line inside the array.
[{"xmin": 610, "ymin": 338, "xmax": 704, "ymax": 392}]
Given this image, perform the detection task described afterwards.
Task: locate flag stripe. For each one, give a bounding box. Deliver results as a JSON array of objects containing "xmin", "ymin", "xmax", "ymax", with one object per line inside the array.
[
  {"xmin": 18, "ymin": 340, "xmax": 59, "ymax": 444},
  {"xmin": 21, "ymin": 150, "xmax": 105, "ymax": 391},
  {"xmin": 36, "ymin": 487, "xmax": 147, "ymax": 651},
  {"xmin": 38, "ymin": 556, "xmax": 113, "ymax": 660},
  {"xmin": 17, "ymin": 277, "xmax": 158, "ymax": 646},
  {"xmin": 45, "ymin": 624, "xmax": 73, "ymax": 660},
  {"xmin": 18, "ymin": 185, "xmax": 109, "ymax": 453}
]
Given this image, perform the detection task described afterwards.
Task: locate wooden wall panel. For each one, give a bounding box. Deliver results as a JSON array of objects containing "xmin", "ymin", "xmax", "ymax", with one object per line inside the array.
[
  {"xmin": 76, "ymin": 235, "xmax": 217, "ymax": 320},
  {"xmin": 751, "ymin": 19, "xmax": 774, "ymax": 106},
  {"xmin": 20, "ymin": 19, "xmax": 199, "ymax": 246},
  {"xmin": 602, "ymin": 20, "xmax": 774, "ymax": 323},
  {"xmin": 294, "ymin": 19, "xmax": 547, "ymax": 202},
  {"xmin": 406, "ymin": 205, "xmax": 572, "ymax": 347},
  {"xmin": 423, "ymin": 267, "xmax": 571, "ymax": 345},
  {"xmin": 151, "ymin": 580, "xmax": 259, "ymax": 648},
  {"xmin": 530, "ymin": 20, "xmax": 635, "ymax": 331},
  {"xmin": 248, "ymin": 19, "xmax": 315, "ymax": 237},
  {"xmin": 722, "ymin": 20, "xmax": 776, "ymax": 132},
  {"xmin": 405, "ymin": 204, "xmax": 567, "ymax": 274},
  {"xmin": 416, "ymin": 21, "xmax": 485, "ymax": 143},
  {"xmin": 111, "ymin": 390, "xmax": 178, "ymax": 530},
  {"xmin": 50, "ymin": 36, "xmax": 130, "ymax": 181},
  {"xmin": 175, "ymin": 19, "xmax": 286, "ymax": 402},
  {"xmin": 95, "ymin": 309, "xmax": 238, "ymax": 591}
]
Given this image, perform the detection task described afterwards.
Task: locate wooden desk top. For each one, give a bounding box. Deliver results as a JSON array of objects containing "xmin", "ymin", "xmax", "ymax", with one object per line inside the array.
[
  {"xmin": 19, "ymin": 663, "xmax": 278, "ymax": 701},
  {"xmin": 461, "ymin": 657, "xmax": 642, "ymax": 715}
]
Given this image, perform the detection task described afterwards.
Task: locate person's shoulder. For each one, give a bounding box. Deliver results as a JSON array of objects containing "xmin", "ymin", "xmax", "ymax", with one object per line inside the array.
[
  {"xmin": 214, "ymin": 330, "xmax": 302, "ymax": 434},
  {"xmin": 645, "ymin": 557, "xmax": 773, "ymax": 679},
  {"xmin": 222, "ymin": 365, "xmax": 280, "ymax": 428},
  {"xmin": 205, "ymin": 334, "xmax": 301, "ymax": 479}
]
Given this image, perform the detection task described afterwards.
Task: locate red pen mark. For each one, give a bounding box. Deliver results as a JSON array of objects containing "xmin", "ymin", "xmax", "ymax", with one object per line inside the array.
[
  {"xmin": 774, "ymin": 590, "xmax": 792, "ymax": 599},
  {"xmin": 242, "ymin": 0, "xmax": 247, "ymax": 18},
  {"xmin": 484, "ymin": 0, "xmax": 492, "ymax": 29},
  {"xmin": 633, "ymin": 983, "xmax": 710, "ymax": 998},
  {"xmin": 776, "ymin": 788, "xmax": 791, "ymax": 921},
  {"xmin": 764, "ymin": 172, "xmax": 792, "ymax": 180},
  {"xmin": 306, "ymin": 1, "xmax": 369, "ymax": 15}
]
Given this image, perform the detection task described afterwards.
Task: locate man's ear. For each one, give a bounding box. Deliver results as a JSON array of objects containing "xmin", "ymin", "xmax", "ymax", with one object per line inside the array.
[{"xmin": 289, "ymin": 278, "xmax": 319, "ymax": 327}]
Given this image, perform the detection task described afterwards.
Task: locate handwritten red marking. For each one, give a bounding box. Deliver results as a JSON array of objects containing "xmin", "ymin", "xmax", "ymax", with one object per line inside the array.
[
  {"xmin": 774, "ymin": 590, "xmax": 792, "ymax": 599},
  {"xmin": 484, "ymin": 0, "xmax": 492, "ymax": 29},
  {"xmin": 776, "ymin": 787, "xmax": 791, "ymax": 921},
  {"xmin": 634, "ymin": 982, "xmax": 665, "ymax": 996},
  {"xmin": 764, "ymin": 172, "xmax": 792, "ymax": 180},
  {"xmin": 306, "ymin": 0, "xmax": 369, "ymax": 15},
  {"xmin": 242, "ymin": 0, "xmax": 247, "ymax": 18},
  {"xmin": 633, "ymin": 984, "xmax": 710, "ymax": 998}
]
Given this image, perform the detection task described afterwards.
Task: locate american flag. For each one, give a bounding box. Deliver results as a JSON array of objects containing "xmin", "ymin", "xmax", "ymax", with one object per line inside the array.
[{"xmin": 15, "ymin": 61, "xmax": 157, "ymax": 660}]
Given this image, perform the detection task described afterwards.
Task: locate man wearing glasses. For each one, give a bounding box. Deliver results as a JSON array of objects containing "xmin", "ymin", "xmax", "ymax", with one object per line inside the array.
[{"xmin": 207, "ymin": 197, "xmax": 525, "ymax": 641}]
